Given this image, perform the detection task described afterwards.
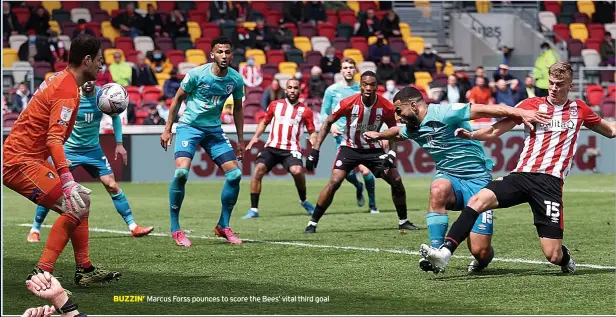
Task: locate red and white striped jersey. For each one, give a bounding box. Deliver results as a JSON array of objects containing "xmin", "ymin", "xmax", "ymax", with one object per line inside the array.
[
  {"xmin": 332, "ymin": 93, "xmax": 396, "ymax": 149},
  {"xmin": 512, "ymin": 97, "xmax": 601, "ymax": 180},
  {"xmin": 264, "ymin": 99, "xmax": 315, "ymax": 151}
]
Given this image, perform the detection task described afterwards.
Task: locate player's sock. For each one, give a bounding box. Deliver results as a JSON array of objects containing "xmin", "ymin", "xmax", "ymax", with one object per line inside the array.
[
  {"xmin": 345, "ymin": 170, "xmax": 362, "ymax": 189},
  {"xmin": 443, "ymin": 206, "xmax": 480, "ymax": 254},
  {"xmin": 169, "ymin": 168, "xmax": 189, "ymax": 232},
  {"xmin": 250, "ymin": 193, "xmax": 260, "ymax": 209},
  {"xmin": 558, "ymin": 245, "xmax": 571, "ymax": 266},
  {"xmin": 110, "ymin": 189, "xmax": 136, "ymax": 230},
  {"xmin": 297, "ymin": 188, "xmax": 307, "ymax": 203},
  {"xmin": 71, "ymin": 215, "xmax": 91, "ymax": 269},
  {"xmin": 310, "ymin": 204, "xmax": 326, "ymax": 223},
  {"xmin": 32, "ymin": 206, "xmax": 51, "ymax": 232},
  {"xmin": 363, "ymin": 173, "xmax": 376, "ymax": 207},
  {"xmin": 218, "ymin": 168, "xmax": 241, "ymax": 229},
  {"xmin": 426, "ymin": 212, "xmax": 449, "ymax": 248},
  {"xmin": 37, "ymin": 213, "xmax": 81, "ymax": 272}
]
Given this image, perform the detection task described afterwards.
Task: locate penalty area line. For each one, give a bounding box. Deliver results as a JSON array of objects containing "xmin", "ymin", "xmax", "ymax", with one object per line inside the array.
[{"xmin": 16, "ymin": 224, "xmax": 616, "ymax": 270}]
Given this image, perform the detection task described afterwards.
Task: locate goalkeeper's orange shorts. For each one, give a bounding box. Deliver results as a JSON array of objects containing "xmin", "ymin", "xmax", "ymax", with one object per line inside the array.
[{"xmin": 3, "ymin": 160, "xmax": 63, "ymax": 208}]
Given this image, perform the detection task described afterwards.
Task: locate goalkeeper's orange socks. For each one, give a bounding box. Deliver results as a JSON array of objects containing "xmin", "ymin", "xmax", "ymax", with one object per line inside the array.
[
  {"xmin": 71, "ymin": 215, "xmax": 92, "ymax": 269},
  {"xmin": 37, "ymin": 212, "xmax": 81, "ymax": 272}
]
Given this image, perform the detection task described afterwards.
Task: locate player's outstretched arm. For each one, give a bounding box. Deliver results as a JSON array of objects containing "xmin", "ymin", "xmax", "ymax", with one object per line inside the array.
[
  {"xmin": 455, "ymin": 118, "xmax": 518, "ymax": 141},
  {"xmin": 246, "ymin": 113, "xmax": 271, "ymax": 150},
  {"xmin": 160, "ymin": 87, "xmax": 188, "ymax": 151},
  {"xmin": 363, "ymin": 126, "xmax": 403, "ymax": 142},
  {"xmin": 305, "ymin": 115, "xmax": 334, "ymax": 171},
  {"xmin": 233, "ymin": 98, "xmax": 245, "ymax": 161},
  {"xmin": 587, "ymin": 119, "xmax": 616, "ymax": 139},
  {"xmin": 470, "ymin": 103, "xmax": 550, "ymax": 130},
  {"xmin": 111, "ymin": 115, "xmax": 128, "ymax": 165}
]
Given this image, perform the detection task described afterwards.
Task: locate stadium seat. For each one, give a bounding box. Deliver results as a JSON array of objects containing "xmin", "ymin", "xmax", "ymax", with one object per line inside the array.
[
  {"xmin": 167, "ymin": 50, "xmax": 186, "ymax": 67},
  {"xmin": 552, "ymin": 24, "xmax": 570, "ymax": 43},
  {"xmin": 251, "ymin": 1, "xmax": 268, "ymax": 14},
  {"xmin": 298, "ymin": 22, "xmax": 317, "ymax": 38},
  {"xmin": 34, "ymin": 61, "xmax": 53, "ymax": 77},
  {"xmin": 358, "ymin": 61, "xmax": 377, "ymax": 74},
  {"xmin": 58, "ymin": 35, "xmax": 71, "ymax": 49},
  {"xmin": 200, "ymin": 22, "xmax": 221, "ymax": 40},
  {"xmin": 367, "ymin": 36, "xmax": 388, "ymax": 46},
  {"xmin": 60, "ymin": 21, "xmax": 76, "ymax": 37},
  {"xmin": 155, "ymin": 72, "xmax": 169, "ymax": 87},
  {"xmin": 125, "ymin": 86, "xmax": 141, "ymax": 104},
  {"xmin": 544, "ymin": 1, "xmax": 561, "ymax": 15},
  {"xmin": 62, "ymin": 1, "xmax": 81, "ymax": 11},
  {"xmin": 399, "ymin": 22, "xmax": 412, "ymax": 38},
  {"xmin": 388, "ymin": 37, "xmax": 406, "ymax": 53},
  {"xmin": 43, "ymin": 1, "xmax": 61, "ymax": 13},
  {"xmin": 175, "ymin": 37, "xmax": 194, "ymax": 52},
  {"xmin": 134, "ymin": 36, "xmax": 154, "ymax": 54},
  {"xmin": 111, "ymin": 9, "xmax": 125, "ymax": 18},
  {"xmin": 557, "ymin": 12, "xmax": 574, "ymax": 25},
  {"xmin": 274, "ymin": 73, "xmax": 292, "ymax": 87},
  {"xmin": 405, "ymin": 36, "xmax": 425, "ymax": 54},
  {"xmin": 142, "ymin": 86, "xmax": 162, "ymax": 101},
  {"xmin": 346, "ymin": 0, "xmax": 360, "ymax": 14},
  {"xmin": 265, "ymin": 50, "xmax": 285, "ymax": 65},
  {"xmin": 266, "ymin": 11, "xmax": 281, "ymax": 26},
  {"xmin": 194, "ymin": 38, "xmax": 212, "ymax": 55},
  {"xmin": 52, "ymin": 9, "xmax": 71, "ymax": 23},
  {"xmin": 336, "ymin": 24, "xmax": 354, "ymax": 40},
  {"xmin": 338, "ymin": 10, "xmax": 356, "ymax": 25},
  {"xmin": 11, "ymin": 61, "xmax": 33, "ymax": 84},
  {"xmin": 138, "ymin": 1, "xmax": 157, "ymax": 10},
  {"xmin": 9, "ymin": 35, "xmax": 27, "ymax": 50},
  {"xmin": 359, "ymin": 1, "xmax": 377, "ymax": 12},
  {"xmin": 573, "ymin": 12, "xmax": 590, "ymax": 24},
  {"xmin": 318, "ymin": 22, "xmax": 336, "ymax": 41},
  {"xmin": 104, "ymin": 48, "xmax": 125, "ymax": 64},
  {"xmin": 301, "ymin": 63, "xmax": 315, "ymax": 76},
  {"xmin": 293, "ymin": 37, "xmax": 312, "ymax": 55},
  {"xmin": 187, "ymin": 10, "xmax": 206, "ymax": 25},
  {"xmin": 600, "ymin": 99, "xmax": 615, "ymax": 118},
  {"xmin": 12, "ymin": 7, "xmax": 30, "ymax": 26},
  {"xmin": 71, "ymin": 8, "xmax": 92, "ymax": 23},
  {"xmin": 186, "ymin": 49, "xmax": 206, "ymax": 66},
  {"xmin": 582, "ymin": 49, "xmax": 601, "ymax": 67},
  {"xmin": 538, "ymin": 11, "xmax": 557, "ymax": 32},
  {"xmin": 605, "ymin": 24, "xmax": 616, "ymax": 38},
  {"xmin": 83, "ymin": 2, "xmax": 100, "ymax": 12},
  {"xmin": 585, "ymin": 38, "xmax": 602, "ymax": 51},
  {"xmin": 285, "ymin": 23, "xmax": 298, "ymax": 37},
  {"xmin": 476, "ymin": 0, "xmax": 491, "ymax": 13},
  {"xmin": 220, "ymin": 22, "xmax": 236, "ymax": 39},
  {"xmin": 567, "ymin": 39, "xmax": 584, "ymax": 60},
  {"xmin": 343, "ymin": 48, "xmax": 364, "ymax": 63},
  {"xmin": 115, "ymin": 36, "xmax": 134, "ymax": 53},
  {"xmin": 187, "ymin": 22, "xmax": 201, "ymax": 43},
  {"xmin": 157, "ymin": 1, "xmax": 175, "ymax": 12},
  {"xmin": 326, "ymin": 10, "xmax": 338, "ymax": 25},
  {"xmin": 577, "ymin": 1, "xmax": 595, "ymax": 18},
  {"xmin": 245, "ymin": 49, "xmax": 266, "ymax": 65},
  {"xmin": 587, "ymin": 24, "xmax": 605, "ymax": 40},
  {"xmin": 414, "ymin": 71, "xmax": 432, "ymax": 90},
  {"xmin": 350, "ymin": 37, "xmax": 369, "ymax": 57},
  {"xmin": 177, "ymin": 1, "xmax": 195, "ymax": 12},
  {"xmin": 278, "ymin": 62, "xmax": 298, "ymax": 76},
  {"xmin": 4, "ymin": 113, "xmax": 20, "ymax": 128},
  {"xmin": 178, "ymin": 62, "xmax": 196, "ymax": 75},
  {"xmin": 332, "ymin": 37, "xmax": 350, "ymax": 51},
  {"xmin": 2, "ymin": 49, "xmax": 19, "ymax": 68},
  {"xmin": 102, "ymin": 21, "xmax": 120, "ymax": 42},
  {"xmin": 99, "ymin": 37, "xmax": 113, "ymax": 52},
  {"xmin": 586, "ymin": 84, "xmax": 605, "ymax": 106},
  {"xmin": 570, "ymin": 23, "xmax": 588, "ymax": 43},
  {"xmin": 285, "ymin": 49, "xmax": 305, "ymax": 65},
  {"xmin": 261, "ymin": 64, "xmax": 279, "ymax": 76},
  {"xmin": 305, "ymin": 51, "xmax": 322, "ymax": 66},
  {"xmin": 86, "ymin": 22, "xmax": 101, "ymax": 37},
  {"xmin": 124, "ymin": 49, "xmax": 140, "ymax": 64}
]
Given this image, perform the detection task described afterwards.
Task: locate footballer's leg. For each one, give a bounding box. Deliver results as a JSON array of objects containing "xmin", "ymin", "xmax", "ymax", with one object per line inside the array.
[
  {"xmin": 379, "ymin": 167, "xmax": 419, "ymax": 231},
  {"xmin": 100, "ymin": 173, "xmax": 153, "ymax": 237},
  {"xmin": 304, "ymin": 169, "xmax": 347, "ymax": 233},
  {"xmin": 337, "ymin": 136, "xmax": 365, "ymax": 206},
  {"xmin": 245, "ymin": 162, "xmax": 268, "ymax": 219},
  {"xmin": 358, "ymin": 164, "xmax": 378, "ymax": 213},
  {"xmin": 289, "ymin": 165, "xmax": 315, "ymax": 215}
]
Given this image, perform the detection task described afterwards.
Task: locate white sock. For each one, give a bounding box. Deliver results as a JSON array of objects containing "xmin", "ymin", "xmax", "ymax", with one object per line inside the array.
[
  {"xmin": 398, "ymin": 219, "xmax": 408, "ymax": 225},
  {"xmin": 250, "ymin": 208, "xmax": 258, "ymax": 212},
  {"xmin": 30, "ymin": 228, "xmax": 40, "ymax": 233},
  {"xmin": 128, "ymin": 223, "xmax": 137, "ymax": 231},
  {"xmin": 299, "ymin": 200, "xmax": 306, "ymax": 204},
  {"xmin": 308, "ymin": 221, "xmax": 318, "ymax": 227}
]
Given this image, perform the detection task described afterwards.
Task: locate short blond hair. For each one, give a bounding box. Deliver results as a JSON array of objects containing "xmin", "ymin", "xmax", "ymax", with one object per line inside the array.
[
  {"xmin": 341, "ymin": 57, "xmax": 357, "ymax": 67},
  {"xmin": 548, "ymin": 61, "xmax": 573, "ymax": 81}
]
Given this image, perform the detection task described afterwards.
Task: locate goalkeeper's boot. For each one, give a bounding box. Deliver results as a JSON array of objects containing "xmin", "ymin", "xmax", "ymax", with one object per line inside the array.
[
  {"xmin": 242, "ymin": 209, "xmax": 259, "ymax": 219},
  {"xmin": 74, "ymin": 265, "xmax": 121, "ymax": 286},
  {"xmin": 560, "ymin": 245, "xmax": 576, "ymax": 274},
  {"xmin": 356, "ymin": 182, "xmax": 365, "ymax": 207},
  {"xmin": 27, "ymin": 231, "xmax": 40, "ymax": 243},
  {"xmin": 419, "ymin": 244, "xmax": 451, "ymax": 274},
  {"xmin": 214, "ymin": 226, "xmax": 243, "ymax": 244},
  {"xmin": 131, "ymin": 225, "xmax": 154, "ymax": 238},
  {"xmin": 172, "ymin": 229, "xmax": 192, "ymax": 247},
  {"xmin": 399, "ymin": 220, "xmax": 420, "ymax": 231},
  {"xmin": 300, "ymin": 200, "xmax": 315, "ymax": 215}
]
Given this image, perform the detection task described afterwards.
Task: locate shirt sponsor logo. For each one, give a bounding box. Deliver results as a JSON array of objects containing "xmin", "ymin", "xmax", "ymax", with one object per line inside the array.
[
  {"xmin": 538, "ymin": 119, "xmax": 575, "ymax": 130},
  {"xmin": 56, "ymin": 120, "xmax": 68, "ymax": 127},
  {"xmin": 60, "ymin": 106, "xmax": 73, "ymax": 122}
]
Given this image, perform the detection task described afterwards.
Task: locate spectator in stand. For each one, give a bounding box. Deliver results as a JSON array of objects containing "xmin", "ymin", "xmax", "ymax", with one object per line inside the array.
[
  {"xmin": 166, "ymin": 9, "xmax": 189, "ymax": 39},
  {"xmin": 455, "ymin": 71, "xmax": 471, "ymax": 99},
  {"xmin": 147, "ymin": 48, "xmax": 172, "ymax": 74},
  {"xmin": 368, "ymin": 34, "xmax": 392, "ymax": 63},
  {"xmin": 3, "ymin": 2, "xmax": 22, "ymax": 37},
  {"xmin": 240, "ymin": 56, "xmax": 263, "ymax": 88},
  {"xmin": 18, "ymin": 31, "xmax": 52, "ymax": 65},
  {"xmin": 283, "ymin": 1, "xmax": 304, "ymax": 25},
  {"xmin": 250, "ymin": 18, "xmax": 273, "ymax": 51},
  {"xmin": 415, "ymin": 43, "xmax": 445, "ymax": 76},
  {"xmin": 493, "ymin": 63, "xmax": 516, "ymax": 82},
  {"xmin": 142, "ymin": 104, "xmax": 166, "ymax": 125},
  {"xmin": 514, "ymin": 76, "xmax": 540, "ymax": 103},
  {"xmin": 467, "ymin": 76, "xmax": 493, "ymax": 105},
  {"xmin": 493, "ymin": 79, "xmax": 516, "ymax": 107},
  {"xmin": 221, "ymin": 102, "xmax": 235, "ymax": 124},
  {"xmin": 234, "ymin": 26, "xmax": 254, "ymax": 50},
  {"xmin": 382, "ymin": 79, "xmax": 399, "ymax": 102},
  {"xmin": 354, "ymin": 9, "xmax": 380, "ymax": 37},
  {"xmin": 157, "ymin": 96, "xmax": 170, "ymax": 120},
  {"xmin": 144, "ymin": 4, "xmax": 166, "ymax": 39},
  {"xmin": 501, "ymin": 45, "xmax": 514, "ymax": 64},
  {"xmin": 112, "ymin": 2, "xmax": 144, "ymax": 39},
  {"xmin": 96, "ymin": 63, "xmax": 114, "ymax": 86},
  {"xmin": 261, "ymin": 79, "xmax": 285, "ymax": 110},
  {"xmin": 72, "ymin": 19, "xmax": 96, "ymax": 39},
  {"xmin": 395, "ymin": 56, "xmax": 415, "ymax": 85},
  {"xmin": 320, "ymin": 46, "xmax": 341, "ymax": 75},
  {"xmin": 470, "ymin": 66, "xmax": 486, "ymax": 88},
  {"xmin": 308, "ymin": 66, "xmax": 327, "ymax": 99},
  {"xmin": 11, "ymin": 82, "xmax": 31, "ymax": 113},
  {"xmin": 533, "ymin": 42, "xmax": 559, "ymax": 96},
  {"xmin": 232, "ymin": 1, "xmax": 256, "ymax": 23},
  {"xmin": 163, "ymin": 69, "xmax": 181, "ymax": 99},
  {"xmin": 600, "ymin": 32, "xmax": 615, "ymax": 66},
  {"xmin": 2, "ymin": 95, "xmax": 10, "ymax": 115},
  {"xmin": 273, "ymin": 20, "xmax": 294, "ymax": 50},
  {"xmin": 376, "ymin": 55, "xmax": 396, "ymax": 85},
  {"xmin": 303, "ymin": 0, "xmax": 326, "ymax": 24},
  {"xmin": 593, "ymin": 1, "xmax": 616, "ymax": 24},
  {"xmin": 132, "ymin": 53, "xmax": 158, "ymax": 87},
  {"xmin": 109, "ymin": 52, "xmax": 132, "ymax": 86},
  {"xmin": 380, "ymin": 10, "xmax": 401, "ymax": 38},
  {"xmin": 438, "ymin": 75, "xmax": 466, "ymax": 104},
  {"xmin": 26, "ymin": 6, "xmax": 50, "ymax": 36},
  {"xmin": 47, "ymin": 31, "xmax": 67, "ymax": 67},
  {"xmin": 209, "ymin": 1, "xmax": 236, "ymax": 24}
]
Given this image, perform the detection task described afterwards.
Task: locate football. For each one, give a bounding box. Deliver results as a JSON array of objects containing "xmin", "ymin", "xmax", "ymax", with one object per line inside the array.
[{"xmin": 97, "ymin": 83, "xmax": 129, "ymax": 116}]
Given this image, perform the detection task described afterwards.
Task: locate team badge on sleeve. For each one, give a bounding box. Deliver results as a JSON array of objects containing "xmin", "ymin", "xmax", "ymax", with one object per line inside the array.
[
  {"xmin": 60, "ymin": 106, "xmax": 73, "ymax": 121},
  {"xmin": 182, "ymin": 141, "xmax": 189, "ymax": 147}
]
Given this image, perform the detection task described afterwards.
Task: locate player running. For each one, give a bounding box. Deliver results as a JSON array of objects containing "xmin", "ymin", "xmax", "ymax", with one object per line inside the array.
[
  {"xmin": 304, "ymin": 71, "xmax": 420, "ymax": 233},
  {"xmin": 364, "ymin": 87, "xmax": 550, "ymax": 273},
  {"xmin": 3, "ymin": 35, "xmax": 121, "ymax": 286},
  {"xmin": 420, "ymin": 61, "xmax": 616, "ymax": 274},
  {"xmin": 321, "ymin": 58, "xmax": 379, "ymax": 213},
  {"xmin": 160, "ymin": 36, "xmax": 245, "ymax": 247},
  {"xmin": 27, "ymin": 81, "xmax": 154, "ymax": 242},
  {"xmin": 243, "ymin": 78, "xmax": 318, "ymax": 218}
]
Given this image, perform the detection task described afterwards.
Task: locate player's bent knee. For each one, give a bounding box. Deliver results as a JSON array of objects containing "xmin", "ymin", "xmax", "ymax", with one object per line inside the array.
[
  {"xmin": 541, "ymin": 243, "xmax": 562, "ymax": 264},
  {"xmin": 430, "ymin": 184, "xmax": 450, "ymax": 201},
  {"xmin": 105, "ymin": 180, "xmax": 120, "ymax": 194},
  {"xmin": 174, "ymin": 168, "xmax": 189, "ymax": 180},
  {"xmin": 225, "ymin": 168, "xmax": 242, "ymax": 186},
  {"xmin": 470, "ymin": 244, "xmax": 492, "ymax": 260},
  {"xmin": 289, "ymin": 166, "xmax": 303, "ymax": 177}
]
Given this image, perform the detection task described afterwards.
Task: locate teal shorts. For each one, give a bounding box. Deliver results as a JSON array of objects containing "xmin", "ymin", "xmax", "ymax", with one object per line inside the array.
[
  {"xmin": 65, "ymin": 146, "xmax": 113, "ymax": 178},
  {"xmin": 174, "ymin": 124, "xmax": 236, "ymax": 166}
]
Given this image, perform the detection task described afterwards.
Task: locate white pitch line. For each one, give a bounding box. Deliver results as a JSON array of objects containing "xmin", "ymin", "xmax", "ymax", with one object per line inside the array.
[{"xmin": 16, "ymin": 224, "xmax": 616, "ymax": 270}]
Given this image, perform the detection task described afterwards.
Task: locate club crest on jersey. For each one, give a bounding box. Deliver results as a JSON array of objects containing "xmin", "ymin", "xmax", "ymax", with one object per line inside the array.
[
  {"xmin": 60, "ymin": 106, "xmax": 73, "ymax": 122},
  {"xmin": 182, "ymin": 141, "xmax": 189, "ymax": 147},
  {"xmin": 569, "ymin": 106, "xmax": 578, "ymax": 117},
  {"xmin": 351, "ymin": 105, "xmax": 360, "ymax": 117},
  {"xmin": 375, "ymin": 108, "xmax": 383, "ymax": 122},
  {"xmin": 226, "ymin": 85, "xmax": 233, "ymax": 94}
]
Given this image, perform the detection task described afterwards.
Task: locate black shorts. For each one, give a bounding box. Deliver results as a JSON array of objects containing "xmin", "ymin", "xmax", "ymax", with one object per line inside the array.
[
  {"xmin": 485, "ymin": 172, "xmax": 564, "ymax": 239},
  {"xmin": 333, "ymin": 146, "xmax": 389, "ymax": 178},
  {"xmin": 255, "ymin": 147, "xmax": 303, "ymax": 172}
]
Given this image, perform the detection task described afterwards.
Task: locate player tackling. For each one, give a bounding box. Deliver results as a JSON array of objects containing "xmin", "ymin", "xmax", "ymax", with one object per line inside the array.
[
  {"xmin": 3, "ymin": 35, "xmax": 121, "ymax": 286},
  {"xmin": 420, "ymin": 61, "xmax": 616, "ymax": 274},
  {"xmin": 244, "ymin": 78, "xmax": 318, "ymax": 218},
  {"xmin": 27, "ymin": 81, "xmax": 154, "ymax": 242},
  {"xmin": 160, "ymin": 36, "xmax": 245, "ymax": 246},
  {"xmin": 364, "ymin": 87, "xmax": 550, "ymax": 273},
  {"xmin": 304, "ymin": 71, "xmax": 419, "ymax": 233}
]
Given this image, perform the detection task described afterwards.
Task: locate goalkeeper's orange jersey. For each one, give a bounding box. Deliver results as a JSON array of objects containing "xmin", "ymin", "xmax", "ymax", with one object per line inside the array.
[{"xmin": 3, "ymin": 69, "xmax": 80, "ymax": 172}]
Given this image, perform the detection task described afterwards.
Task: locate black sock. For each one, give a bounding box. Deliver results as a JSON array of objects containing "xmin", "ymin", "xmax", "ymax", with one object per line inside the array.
[
  {"xmin": 396, "ymin": 203, "xmax": 407, "ymax": 221},
  {"xmin": 558, "ymin": 245, "xmax": 571, "ymax": 266},
  {"xmin": 443, "ymin": 206, "xmax": 480, "ymax": 254},
  {"xmin": 298, "ymin": 189, "xmax": 306, "ymax": 202},
  {"xmin": 310, "ymin": 204, "xmax": 326, "ymax": 223},
  {"xmin": 250, "ymin": 193, "xmax": 260, "ymax": 209},
  {"xmin": 77, "ymin": 265, "xmax": 95, "ymax": 273}
]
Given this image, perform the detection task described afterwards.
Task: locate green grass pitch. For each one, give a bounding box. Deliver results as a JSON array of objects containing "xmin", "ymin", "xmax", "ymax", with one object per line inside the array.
[{"xmin": 3, "ymin": 174, "xmax": 615, "ymax": 315}]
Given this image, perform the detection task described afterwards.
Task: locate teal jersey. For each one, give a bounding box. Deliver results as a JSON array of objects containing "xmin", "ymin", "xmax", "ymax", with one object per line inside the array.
[
  {"xmin": 180, "ymin": 63, "xmax": 245, "ymax": 127},
  {"xmin": 400, "ymin": 103, "xmax": 493, "ymax": 180},
  {"xmin": 320, "ymin": 81, "xmax": 360, "ymax": 131}
]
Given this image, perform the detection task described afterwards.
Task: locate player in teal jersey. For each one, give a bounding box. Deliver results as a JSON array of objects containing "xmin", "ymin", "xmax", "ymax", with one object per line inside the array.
[
  {"xmin": 27, "ymin": 81, "xmax": 154, "ymax": 243},
  {"xmin": 320, "ymin": 57, "xmax": 379, "ymax": 213},
  {"xmin": 160, "ymin": 36, "xmax": 245, "ymax": 247},
  {"xmin": 365, "ymin": 87, "xmax": 549, "ymax": 273}
]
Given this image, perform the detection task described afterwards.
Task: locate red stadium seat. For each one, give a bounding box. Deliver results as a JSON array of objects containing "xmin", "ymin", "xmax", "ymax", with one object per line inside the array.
[
  {"xmin": 586, "ymin": 84, "xmax": 605, "ymax": 106},
  {"xmin": 600, "ymin": 99, "xmax": 615, "ymax": 118},
  {"xmin": 388, "ymin": 37, "xmax": 407, "ymax": 52},
  {"xmin": 573, "ymin": 12, "xmax": 590, "ymax": 24},
  {"xmin": 158, "ymin": 2, "xmax": 175, "ymax": 13},
  {"xmin": 608, "ymin": 86, "xmax": 616, "ymax": 98},
  {"xmin": 350, "ymin": 37, "xmax": 369, "ymax": 57},
  {"xmin": 135, "ymin": 109, "xmax": 148, "ymax": 125},
  {"xmin": 268, "ymin": 1, "xmax": 284, "ymax": 12},
  {"xmin": 54, "ymin": 61, "xmax": 68, "ymax": 72},
  {"xmin": 298, "ymin": 22, "xmax": 317, "ymax": 38},
  {"xmin": 86, "ymin": 22, "xmax": 101, "ymax": 37},
  {"xmin": 261, "ymin": 74, "xmax": 273, "ymax": 89},
  {"xmin": 12, "ymin": 8, "xmax": 31, "ymax": 26},
  {"xmin": 318, "ymin": 22, "xmax": 336, "ymax": 40},
  {"xmin": 552, "ymin": 24, "xmax": 570, "ymax": 43},
  {"xmin": 326, "ymin": 10, "xmax": 338, "ymax": 25},
  {"xmin": 402, "ymin": 49, "xmax": 418, "ymax": 64},
  {"xmin": 305, "ymin": 51, "xmax": 322, "ymax": 66},
  {"xmin": 585, "ymin": 38, "xmax": 602, "ymax": 51},
  {"xmin": 332, "ymin": 37, "xmax": 350, "ymax": 51},
  {"xmin": 286, "ymin": 23, "xmax": 298, "ymax": 37},
  {"xmin": 266, "ymin": 50, "xmax": 285, "ymax": 65},
  {"xmin": 567, "ymin": 39, "xmax": 584, "ymax": 57},
  {"xmin": 359, "ymin": 1, "xmax": 377, "ymax": 12},
  {"xmin": 261, "ymin": 64, "xmax": 279, "ymax": 76},
  {"xmin": 587, "ymin": 24, "xmax": 606, "ymax": 40},
  {"xmin": 111, "ymin": 9, "xmax": 125, "ymax": 18},
  {"xmin": 166, "ymin": 50, "xmax": 186, "ymax": 67},
  {"xmin": 142, "ymin": 86, "xmax": 162, "ymax": 101},
  {"xmin": 188, "ymin": 10, "xmax": 207, "ymax": 24},
  {"xmin": 201, "ymin": 22, "xmax": 221, "ymax": 39},
  {"xmin": 338, "ymin": 10, "xmax": 357, "ymax": 25},
  {"xmin": 251, "ymin": 2, "xmax": 269, "ymax": 14},
  {"xmin": 125, "ymin": 50, "xmax": 140, "ymax": 63},
  {"xmin": 266, "ymin": 11, "xmax": 281, "ymax": 26},
  {"xmin": 62, "ymin": 1, "xmax": 80, "ymax": 11},
  {"xmin": 61, "ymin": 21, "xmax": 77, "ymax": 37},
  {"xmin": 195, "ymin": 38, "xmax": 213, "ymax": 55},
  {"xmin": 156, "ymin": 37, "xmax": 174, "ymax": 52},
  {"xmin": 125, "ymin": 86, "xmax": 141, "ymax": 105},
  {"xmin": 26, "ymin": 1, "xmax": 41, "ymax": 7},
  {"xmin": 195, "ymin": 1, "xmax": 210, "ymax": 12},
  {"xmin": 114, "ymin": 36, "xmax": 134, "ymax": 52},
  {"xmin": 91, "ymin": 9, "xmax": 109, "ymax": 23},
  {"xmin": 376, "ymin": 10, "xmax": 388, "ymax": 20},
  {"xmin": 33, "ymin": 61, "xmax": 52, "ymax": 77},
  {"xmin": 544, "ymin": 1, "xmax": 561, "ymax": 15}
]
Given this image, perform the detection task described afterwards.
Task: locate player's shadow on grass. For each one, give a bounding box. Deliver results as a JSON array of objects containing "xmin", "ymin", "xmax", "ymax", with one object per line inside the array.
[{"xmin": 431, "ymin": 267, "xmax": 614, "ymax": 281}]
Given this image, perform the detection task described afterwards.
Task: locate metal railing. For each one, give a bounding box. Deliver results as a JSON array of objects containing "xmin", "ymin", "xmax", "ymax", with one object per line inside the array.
[{"xmin": 577, "ymin": 66, "xmax": 616, "ymax": 97}]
